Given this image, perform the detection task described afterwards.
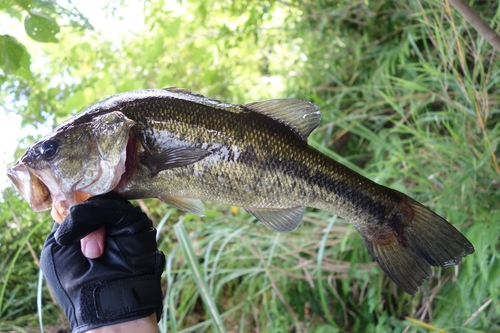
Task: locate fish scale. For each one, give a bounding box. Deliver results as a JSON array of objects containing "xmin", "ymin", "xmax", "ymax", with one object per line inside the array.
[{"xmin": 7, "ymin": 87, "xmax": 474, "ymax": 295}]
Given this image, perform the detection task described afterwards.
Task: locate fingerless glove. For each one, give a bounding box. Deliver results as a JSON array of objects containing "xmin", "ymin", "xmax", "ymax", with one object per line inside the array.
[{"xmin": 40, "ymin": 192, "xmax": 165, "ymax": 333}]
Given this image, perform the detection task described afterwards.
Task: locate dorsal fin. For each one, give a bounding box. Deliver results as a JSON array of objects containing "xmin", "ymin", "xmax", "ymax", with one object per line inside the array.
[
  {"xmin": 162, "ymin": 87, "xmax": 204, "ymax": 97},
  {"xmin": 161, "ymin": 88, "xmax": 322, "ymax": 132},
  {"xmin": 244, "ymin": 99, "xmax": 321, "ymax": 140},
  {"xmin": 161, "ymin": 87, "xmax": 246, "ymax": 114}
]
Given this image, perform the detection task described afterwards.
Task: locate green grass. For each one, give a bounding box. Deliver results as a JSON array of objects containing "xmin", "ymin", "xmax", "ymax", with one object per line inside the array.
[{"xmin": 1, "ymin": 0, "xmax": 499, "ymax": 332}]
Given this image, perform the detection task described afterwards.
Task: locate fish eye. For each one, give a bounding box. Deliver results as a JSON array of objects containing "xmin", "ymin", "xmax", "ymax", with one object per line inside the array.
[{"xmin": 40, "ymin": 140, "xmax": 59, "ymax": 160}]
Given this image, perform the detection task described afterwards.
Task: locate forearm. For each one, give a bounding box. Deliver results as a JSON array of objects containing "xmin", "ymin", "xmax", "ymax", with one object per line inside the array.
[{"xmin": 85, "ymin": 314, "xmax": 159, "ymax": 333}]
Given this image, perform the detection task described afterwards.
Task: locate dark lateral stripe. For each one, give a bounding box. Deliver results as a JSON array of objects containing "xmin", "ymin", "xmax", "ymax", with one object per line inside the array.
[
  {"xmin": 237, "ymin": 149, "xmax": 398, "ymax": 225},
  {"xmin": 308, "ymin": 167, "xmax": 397, "ymax": 224}
]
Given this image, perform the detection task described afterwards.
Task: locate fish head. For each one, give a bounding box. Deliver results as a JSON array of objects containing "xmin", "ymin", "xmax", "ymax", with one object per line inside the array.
[{"xmin": 7, "ymin": 111, "xmax": 135, "ymax": 212}]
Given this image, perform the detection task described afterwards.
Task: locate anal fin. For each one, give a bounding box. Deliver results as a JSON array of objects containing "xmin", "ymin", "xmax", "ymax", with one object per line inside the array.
[{"xmin": 245, "ymin": 206, "xmax": 305, "ymax": 232}]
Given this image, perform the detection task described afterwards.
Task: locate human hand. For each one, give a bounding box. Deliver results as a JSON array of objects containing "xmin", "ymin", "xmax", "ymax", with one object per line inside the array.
[{"xmin": 41, "ymin": 192, "xmax": 165, "ymax": 333}]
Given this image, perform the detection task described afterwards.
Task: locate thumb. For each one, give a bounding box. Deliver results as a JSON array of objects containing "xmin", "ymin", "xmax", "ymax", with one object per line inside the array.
[{"xmin": 80, "ymin": 227, "xmax": 106, "ymax": 259}]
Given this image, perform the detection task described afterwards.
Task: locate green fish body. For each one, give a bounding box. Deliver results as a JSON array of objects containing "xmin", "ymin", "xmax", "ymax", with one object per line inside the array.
[{"xmin": 7, "ymin": 88, "xmax": 474, "ymax": 294}]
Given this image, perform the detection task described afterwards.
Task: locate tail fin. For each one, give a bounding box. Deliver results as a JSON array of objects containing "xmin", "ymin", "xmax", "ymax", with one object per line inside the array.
[{"xmin": 362, "ymin": 194, "xmax": 474, "ymax": 295}]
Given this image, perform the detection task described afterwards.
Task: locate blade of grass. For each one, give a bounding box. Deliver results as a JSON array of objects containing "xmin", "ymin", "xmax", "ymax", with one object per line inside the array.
[
  {"xmin": 156, "ymin": 209, "xmax": 174, "ymax": 242},
  {"xmin": 176, "ymin": 285, "xmax": 272, "ymax": 333},
  {"xmin": 404, "ymin": 316, "xmax": 449, "ymax": 333},
  {"xmin": 37, "ymin": 269, "xmax": 44, "ymax": 333},
  {"xmin": 209, "ymin": 225, "xmax": 249, "ymax": 295},
  {"xmin": 316, "ymin": 215, "xmax": 340, "ymax": 329},
  {"xmin": 160, "ymin": 247, "xmax": 177, "ymax": 333},
  {"xmin": 0, "ymin": 221, "xmax": 45, "ymax": 317},
  {"xmin": 173, "ymin": 220, "xmax": 226, "ymax": 333},
  {"xmin": 240, "ymin": 234, "xmax": 303, "ymax": 332},
  {"xmin": 463, "ymin": 298, "xmax": 493, "ymax": 326}
]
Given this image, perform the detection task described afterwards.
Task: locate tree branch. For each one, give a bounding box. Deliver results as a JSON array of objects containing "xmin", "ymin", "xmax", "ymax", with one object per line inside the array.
[{"xmin": 447, "ymin": 0, "xmax": 500, "ymax": 53}]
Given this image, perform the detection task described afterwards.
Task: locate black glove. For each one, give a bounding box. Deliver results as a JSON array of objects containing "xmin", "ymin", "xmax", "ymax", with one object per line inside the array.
[{"xmin": 40, "ymin": 192, "xmax": 165, "ymax": 333}]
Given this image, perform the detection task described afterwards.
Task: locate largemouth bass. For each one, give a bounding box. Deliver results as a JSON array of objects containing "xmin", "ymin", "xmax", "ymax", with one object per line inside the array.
[{"xmin": 7, "ymin": 88, "xmax": 474, "ymax": 295}]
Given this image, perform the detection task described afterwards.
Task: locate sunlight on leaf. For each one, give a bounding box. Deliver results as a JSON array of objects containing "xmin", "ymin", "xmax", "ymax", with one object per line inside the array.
[{"xmin": 24, "ymin": 11, "xmax": 60, "ymax": 43}]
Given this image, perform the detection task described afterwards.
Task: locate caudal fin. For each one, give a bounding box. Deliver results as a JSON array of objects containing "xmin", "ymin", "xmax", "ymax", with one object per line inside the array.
[{"xmin": 362, "ymin": 194, "xmax": 474, "ymax": 295}]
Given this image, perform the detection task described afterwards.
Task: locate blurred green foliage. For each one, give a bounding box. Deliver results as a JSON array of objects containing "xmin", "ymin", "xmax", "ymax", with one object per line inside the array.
[{"xmin": 1, "ymin": 0, "xmax": 499, "ymax": 332}]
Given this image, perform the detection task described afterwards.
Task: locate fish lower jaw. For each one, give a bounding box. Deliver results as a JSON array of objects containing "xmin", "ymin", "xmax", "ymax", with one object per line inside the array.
[
  {"xmin": 52, "ymin": 191, "xmax": 92, "ymax": 221},
  {"xmin": 51, "ymin": 199, "xmax": 70, "ymax": 222}
]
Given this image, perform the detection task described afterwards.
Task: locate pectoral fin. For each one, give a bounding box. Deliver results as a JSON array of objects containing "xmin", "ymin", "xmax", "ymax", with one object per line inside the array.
[
  {"xmin": 158, "ymin": 194, "xmax": 205, "ymax": 216},
  {"xmin": 142, "ymin": 147, "xmax": 211, "ymax": 175},
  {"xmin": 245, "ymin": 206, "xmax": 305, "ymax": 232}
]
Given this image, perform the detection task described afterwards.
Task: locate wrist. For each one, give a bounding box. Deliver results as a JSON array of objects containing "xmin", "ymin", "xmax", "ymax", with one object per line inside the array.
[{"xmin": 85, "ymin": 314, "xmax": 159, "ymax": 333}]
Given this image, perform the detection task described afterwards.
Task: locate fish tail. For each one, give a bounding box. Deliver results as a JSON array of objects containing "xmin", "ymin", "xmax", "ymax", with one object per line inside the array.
[{"xmin": 361, "ymin": 192, "xmax": 474, "ymax": 295}]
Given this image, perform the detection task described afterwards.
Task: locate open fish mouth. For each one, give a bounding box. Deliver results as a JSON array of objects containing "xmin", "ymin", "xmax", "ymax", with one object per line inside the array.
[
  {"xmin": 7, "ymin": 150, "xmax": 130, "ymax": 214},
  {"xmin": 7, "ymin": 157, "xmax": 117, "ymax": 214},
  {"xmin": 7, "ymin": 160, "xmax": 76, "ymax": 213},
  {"xmin": 7, "ymin": 162, "xmax": 53, "ymax": 212}
]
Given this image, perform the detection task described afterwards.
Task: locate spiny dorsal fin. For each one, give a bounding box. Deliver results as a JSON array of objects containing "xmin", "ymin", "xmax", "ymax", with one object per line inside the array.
[
  {"xmin": 244, "ymin": 99, "xmax": 321, "ymax": 140},
  {"xmin": 245, "ymin": 206, "xmax": 305, "ymax": 232},
  {"xmin": 162, "ymin": 87, "xmax": 245, "ymax": 114},
  {"xmin": 162, "ymin": 87, "xmax": 205, "ymax": 98}
]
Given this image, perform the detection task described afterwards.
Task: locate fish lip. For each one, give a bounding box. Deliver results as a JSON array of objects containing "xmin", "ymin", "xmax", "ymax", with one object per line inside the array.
[{"xmin": 6, "ymin": 162, "xmax": 53, "ymax": 212}]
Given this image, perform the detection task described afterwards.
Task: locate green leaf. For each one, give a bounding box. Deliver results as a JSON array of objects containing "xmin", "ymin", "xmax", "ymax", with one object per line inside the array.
[
  {"xmin": 13, "ymin": 0, "xmax": 32, "ymax": 10},
  {"xmin": 4, "ymin": 6, "xmax": 23, "ymax": 20},
  {"xmin": 15, "ymin": 41, "xmax": 32, "ymax": 79},
  {"xmin": 24, "ymin": 11, "xmax": 60, "ymax": 43},
  {"xmin": 0, "ymin": 34, "xmax": 31, "ymax": 77}
]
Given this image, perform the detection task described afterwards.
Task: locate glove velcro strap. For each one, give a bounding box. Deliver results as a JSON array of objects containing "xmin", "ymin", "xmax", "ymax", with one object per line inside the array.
[{"xmin": 93, "ymin": 275, "xmax": 163, "ymax": 320}]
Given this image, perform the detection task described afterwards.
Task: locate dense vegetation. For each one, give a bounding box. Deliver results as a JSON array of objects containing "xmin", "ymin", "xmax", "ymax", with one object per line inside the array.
[{"xmin": 1, "ymin": 0, "xmax": 499, "ymax": 332}]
